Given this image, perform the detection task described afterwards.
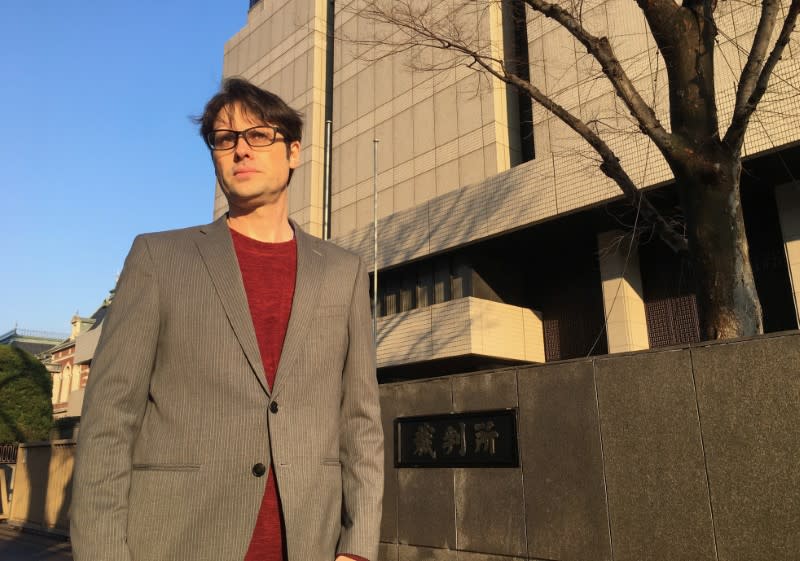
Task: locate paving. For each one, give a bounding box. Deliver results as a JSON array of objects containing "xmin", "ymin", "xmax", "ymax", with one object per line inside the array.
[{"xmin": 0, "ymin": 523, "xmax": 73, "ymax": 560}]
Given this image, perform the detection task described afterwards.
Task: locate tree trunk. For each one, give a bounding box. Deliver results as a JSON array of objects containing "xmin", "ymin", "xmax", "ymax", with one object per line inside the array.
[
  {"xmin": 675, "ymin": 150, "xmax": 764, "ymax": 339},
  {"xmin": 642, "ymin": 2, "xmax": 763, "ymax": 339}
]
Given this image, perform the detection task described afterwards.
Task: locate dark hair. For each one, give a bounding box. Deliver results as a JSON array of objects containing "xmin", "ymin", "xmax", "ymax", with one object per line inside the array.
[{"xmin": 194, "ymin": 77, "xmax": 304, "ymax": 149}]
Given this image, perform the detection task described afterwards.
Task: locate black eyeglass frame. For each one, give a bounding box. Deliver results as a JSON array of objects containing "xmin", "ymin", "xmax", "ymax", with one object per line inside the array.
[{"xmin": 206, "ymin": 124, "xmax": 289, "ymax": 151}]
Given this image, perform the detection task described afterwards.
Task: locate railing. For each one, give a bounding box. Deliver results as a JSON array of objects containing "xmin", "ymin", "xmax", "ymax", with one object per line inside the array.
[
  {"xmin": 0, "ymin": 328, "xmax": 68, "ymax": 341},
  {"xmin": 0, "ymin": 444, "xmax": 18, "ymax": 464}
]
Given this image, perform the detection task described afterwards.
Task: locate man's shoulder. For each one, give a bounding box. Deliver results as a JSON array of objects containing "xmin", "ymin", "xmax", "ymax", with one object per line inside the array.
[
  {"xmin": 136, "ymin": 222, "xmax": 212, "ymax": 243},
  {"xmin": 126, "ymin": 222, "xmax": 221, "ymax": 263},
  {"xmin": 311, "ymin": 236, "xmax": 362, "ymax": 268},
  {"xmin": 130, "ymin": 221, "xmax": 223, "ymax": 253}
]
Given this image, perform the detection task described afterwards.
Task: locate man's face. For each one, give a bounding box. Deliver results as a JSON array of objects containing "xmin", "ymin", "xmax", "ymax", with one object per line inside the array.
[{"xmin": 211, "ymin": 103, "xmax": 301, "ymax": 211}]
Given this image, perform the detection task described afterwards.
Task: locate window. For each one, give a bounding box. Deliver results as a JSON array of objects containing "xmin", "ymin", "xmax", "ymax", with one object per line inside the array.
[
  {"xmin": 60, "ymin": 366, "xmax": 72, "ymax": 403},
  {"xmin": 52, "ymin": 373, "xmax": 62, "ymax": 404},
  {"xmin": 72, "ymin": 365, "xmax": 82, "ymax": 392}
]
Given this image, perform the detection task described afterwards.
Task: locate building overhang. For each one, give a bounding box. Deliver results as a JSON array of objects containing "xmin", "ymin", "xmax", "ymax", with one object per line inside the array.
[{"xmin": 377, "ymin": 297, "xmax": 545, "ymax": 370}]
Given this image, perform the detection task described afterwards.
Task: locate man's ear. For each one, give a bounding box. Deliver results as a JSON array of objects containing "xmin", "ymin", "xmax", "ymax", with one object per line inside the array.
[{"xmin": 288, "ymin": 140, "xmax": 301, "ymax": 168}]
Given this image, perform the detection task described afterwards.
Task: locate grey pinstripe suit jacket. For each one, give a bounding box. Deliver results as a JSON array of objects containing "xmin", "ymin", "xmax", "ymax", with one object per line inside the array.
[{"xmin": 70, "ymin": 217, "xmax": 383, "ymax": 561}]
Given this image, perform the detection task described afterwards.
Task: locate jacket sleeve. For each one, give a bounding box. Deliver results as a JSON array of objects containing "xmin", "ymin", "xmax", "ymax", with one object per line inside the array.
[
  {"xmin": 70, "ymin": 235, "xmax": 160, "ymax": 561},
  {"xmin": 336, "ymin": 257, "xmax": 384, "ymax": 561}
]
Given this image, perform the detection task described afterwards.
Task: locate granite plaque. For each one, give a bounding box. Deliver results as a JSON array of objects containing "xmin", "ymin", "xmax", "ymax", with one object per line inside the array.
[{"xmin": 395, "ymin": 409, "xmax": 519, "ymax": 468}]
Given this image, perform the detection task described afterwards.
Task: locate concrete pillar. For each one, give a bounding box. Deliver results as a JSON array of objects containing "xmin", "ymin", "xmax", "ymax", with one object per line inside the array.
[
  {"xmin": 598, "ymin": 230, "xmax": 650, "ymax": 353},
  {"xmin": 775, "ymin": 182, "xmax": 800, "ymax": 328}
]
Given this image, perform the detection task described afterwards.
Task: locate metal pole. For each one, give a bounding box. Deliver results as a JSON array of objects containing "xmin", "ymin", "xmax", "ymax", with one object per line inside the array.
[
  {"xmin": 373, "ymin": 138, "xmax": 379, "ymax": 340},
  {"xmin": 322, "ymin": 119, "xmax": 333, "ymax": 240}
]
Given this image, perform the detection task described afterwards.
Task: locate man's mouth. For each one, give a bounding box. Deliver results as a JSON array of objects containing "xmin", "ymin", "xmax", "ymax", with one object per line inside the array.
[{"xmin": 233, "ymin": 167, "xmax": 258, "ymax": 176}]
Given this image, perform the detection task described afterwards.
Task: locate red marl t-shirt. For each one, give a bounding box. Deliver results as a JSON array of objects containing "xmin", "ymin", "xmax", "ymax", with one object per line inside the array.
[
  {"xmin": 232, "ymin": 228, "xmax": 296, "ymax": 561},
  {"xmin": 231, "ymin": 228, "xmax": 368, "ymax": 561}
]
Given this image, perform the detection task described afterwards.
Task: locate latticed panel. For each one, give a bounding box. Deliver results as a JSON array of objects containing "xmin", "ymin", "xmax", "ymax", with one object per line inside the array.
[
  {"xmin": 645, "ymin": 295, "xmax": 700, "ymax": 348},
  {"xmin": 543, "ymin": 299, "xmax": 607, "ymax": 361},
  {"xmin": 541, "ymin": 237, "xmax": 608, "ymax": 361},
  {"xmin": 543, "ymin": 318, "xmax": 562, "ymax": 361}
]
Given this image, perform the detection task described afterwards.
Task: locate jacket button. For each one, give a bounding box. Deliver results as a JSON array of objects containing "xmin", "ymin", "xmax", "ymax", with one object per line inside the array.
[
  {"xmin": 269, "ymin": 401, "xmax": 279, "ymax": 414},
  {"xmin": 252, "ymin": 463, "xmax": 267, "ymax": 477}
]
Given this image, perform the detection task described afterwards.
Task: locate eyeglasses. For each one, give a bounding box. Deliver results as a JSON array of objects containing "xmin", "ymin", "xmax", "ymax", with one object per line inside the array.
[{"xmin": 207, "ymin": 125, "xmax": 287, "ymax": 150}]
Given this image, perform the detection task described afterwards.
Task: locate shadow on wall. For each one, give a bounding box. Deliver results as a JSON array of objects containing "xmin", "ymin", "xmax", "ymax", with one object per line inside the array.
[
  {"xmin": 0, "ymin": 441, "xmax": 73, "ymax": 558},
  {"xmin": 6, "ymin": 440, "xmax": 74, "ymax": 536}
]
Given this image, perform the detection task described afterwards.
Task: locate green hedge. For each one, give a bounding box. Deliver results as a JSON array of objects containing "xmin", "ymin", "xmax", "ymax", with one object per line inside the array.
[{"xmin": 0, "ymin": 345, "xmax": 53, "ymax": 443}]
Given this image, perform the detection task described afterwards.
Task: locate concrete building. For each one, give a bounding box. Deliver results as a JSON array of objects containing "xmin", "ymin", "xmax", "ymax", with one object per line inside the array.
[{"xmin": 217, "ymin": 0, "xmax": 800, "ymax": 379}]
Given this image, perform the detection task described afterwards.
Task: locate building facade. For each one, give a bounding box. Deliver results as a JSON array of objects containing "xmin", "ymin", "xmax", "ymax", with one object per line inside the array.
[
  {"xmin": 43, "ymin": 295, "xmax": 112, "ymax": 419},
  {"xmin": 217, "ymin": 0, "xmax": 800, "ymax": 378}
]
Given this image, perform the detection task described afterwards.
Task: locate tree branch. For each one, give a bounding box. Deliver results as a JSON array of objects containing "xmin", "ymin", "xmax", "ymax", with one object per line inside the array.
[
  {"xmin": 734, "ymin": 0, "xmax": 780, "ymax": 113},
  {"xmin": 465, "ymin": 51, "xmax": 687, "ymax": 252},
  {"xmin": 353, "ymin": 0, "xmax": 688, "ymax": 252},
  {"xmin": 634, "ymin": 0, "xmax": 682, "ymax": 50},
  {"xmin": 523, "ymin": 0, "xmax": 675, "ymax": 157},
  {"xmin": 724, "ymin": 0, "xmax": 800, "ymax": 152}
]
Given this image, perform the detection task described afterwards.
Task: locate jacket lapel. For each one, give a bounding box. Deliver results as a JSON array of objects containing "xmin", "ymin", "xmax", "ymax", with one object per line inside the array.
[
  {"xmin": 272, "ymin": 223, "xmax": 324, "ymax": 397},
  {"xmin": 196, "ymin": 217, "xmax": 269, "ymax": 396}
]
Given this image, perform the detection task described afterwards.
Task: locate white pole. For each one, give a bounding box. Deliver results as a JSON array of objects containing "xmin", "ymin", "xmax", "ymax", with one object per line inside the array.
[
  {"xmin": 373, "ymin": 138, "xmax": 379, "ymax": 340},
  {"xmin": 322, "ymin": 120, "xmax": 333, "ymax": 240}
]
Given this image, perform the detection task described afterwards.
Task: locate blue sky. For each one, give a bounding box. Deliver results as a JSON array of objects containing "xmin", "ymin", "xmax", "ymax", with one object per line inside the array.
[{"xmin": 0, "ymin": 1, "xmax": 248, "ymax": 334}]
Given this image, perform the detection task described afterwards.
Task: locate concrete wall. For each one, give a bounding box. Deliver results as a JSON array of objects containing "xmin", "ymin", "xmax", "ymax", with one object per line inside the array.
[
  {"xmin": 379, "ymin": 331, "xmax": 800, "ymax": 561},
  {"xmin": 7, "ymin": 440, "xmax": 74, "ymax": 535},
  {"xmin": 0, "ymin": 464, "xmax": 12, "ymax": 520},
  {"xmin": 8, "ymin": 332, "xmax": 799, "ymax": 558}
]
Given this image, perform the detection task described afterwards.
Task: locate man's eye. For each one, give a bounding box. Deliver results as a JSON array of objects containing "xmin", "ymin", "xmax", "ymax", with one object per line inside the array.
[
  {"xmin": 248, "ymin": 129, "xmax": 273, "ymax": 143},
  {"xmin": 214, "ymin": 132, "xmax": 236, "ymax": 146}
]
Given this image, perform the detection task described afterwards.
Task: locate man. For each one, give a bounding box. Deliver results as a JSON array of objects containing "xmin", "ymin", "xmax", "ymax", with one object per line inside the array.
[{"xmin": 71, "ymin": 78, "xmax": 383, "ymax": 561}]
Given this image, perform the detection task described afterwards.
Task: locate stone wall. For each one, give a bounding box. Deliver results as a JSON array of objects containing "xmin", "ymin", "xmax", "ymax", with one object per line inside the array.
[
  {"xmin": 378, "ymin": 331, "xmax": 800, "ymax": 561},
  {"xmin": 7, "ymin": 440, "xmax": 74, "ymax": 535}
]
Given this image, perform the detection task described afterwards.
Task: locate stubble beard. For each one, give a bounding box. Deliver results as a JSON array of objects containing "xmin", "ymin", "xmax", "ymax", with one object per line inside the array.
[{"xmin": 221, "ymin": 175, "xmax": 290, "ymax": 213}]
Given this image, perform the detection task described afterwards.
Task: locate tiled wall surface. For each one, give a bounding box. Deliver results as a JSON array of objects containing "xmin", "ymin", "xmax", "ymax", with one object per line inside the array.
[
  {"xmin": 329, "ymin": 0, "xmax": 519, "ymax": 239},
  {"xmin": 334, "ymin": 158, "xmax": 561, "ymax": 270},
  {"xmin": 219, "ymin": 1, "xmax": 799, "ymax": 252},
  {"xmin": 376, "ymin": 297, "xmax": 545, "ymax": 368},
  {"xmin": 217, "ymin": 0, "xmax": 329, "ymax": 235},
  {"xmin": 378, "ymin": 331, "xmax": 800, "ymax": 560},
  {"xmin": 331, "ymin": 0, "xmax": 800, "ymax": 266}
]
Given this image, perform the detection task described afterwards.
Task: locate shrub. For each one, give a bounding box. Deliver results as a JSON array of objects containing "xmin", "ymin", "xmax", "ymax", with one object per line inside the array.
[{"xmin": 0, "ymin": 345, "xmax": 53, "ymax": 443}]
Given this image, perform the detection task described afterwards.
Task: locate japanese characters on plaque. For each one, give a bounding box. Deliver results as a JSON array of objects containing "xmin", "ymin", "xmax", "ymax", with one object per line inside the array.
[{"xmin": 394, "ymin": 409, "xmax": 519, "ymax": 468}]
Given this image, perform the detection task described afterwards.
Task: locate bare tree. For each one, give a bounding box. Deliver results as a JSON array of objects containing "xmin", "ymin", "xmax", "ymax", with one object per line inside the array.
[{"xmin": 348, "ymin": 0, "xmax": 800, "ymax": 340}]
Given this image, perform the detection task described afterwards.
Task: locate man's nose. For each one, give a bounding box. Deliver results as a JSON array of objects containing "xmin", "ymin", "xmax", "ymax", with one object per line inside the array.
[{"xmin": 233, "ymin": 135, "xmax": 252, "ymax": 159}]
